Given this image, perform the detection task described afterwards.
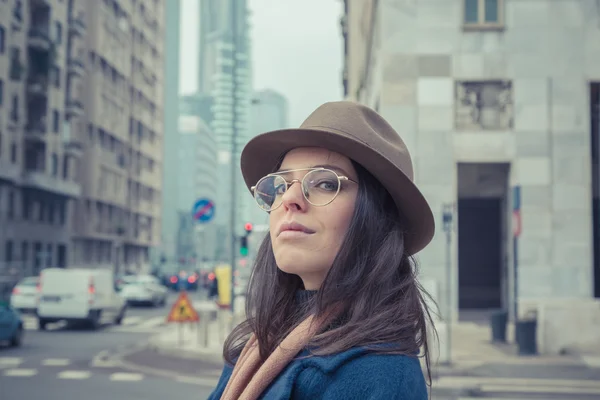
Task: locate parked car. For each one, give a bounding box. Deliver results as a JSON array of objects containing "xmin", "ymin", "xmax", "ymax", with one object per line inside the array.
[
  {"xmin": 0, "ymin": 301, "xmax": 23, "ymax": 347},
  {"xmin": 9, "ymin": 276, "xmax": 39, "ymax": 314},
  {"xmin": 37, "ymin": 268, "xmax": 127, "ymax": 330},
  {"xmin": 119, "ymin": 275, "xmax": 168, "ymax": 307}
]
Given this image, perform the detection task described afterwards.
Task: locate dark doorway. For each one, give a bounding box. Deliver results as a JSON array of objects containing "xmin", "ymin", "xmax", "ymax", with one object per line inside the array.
[
  {"xmin": 57, "ymin": 244, "xmax": 66, "ymax": 268},
  {"xmin": 590, "ymin": 83, "xmax": 600, "ymax": 298},
  {"xmin": 458, "ymin": 198, "xmax": 503, "ymax": 309}
]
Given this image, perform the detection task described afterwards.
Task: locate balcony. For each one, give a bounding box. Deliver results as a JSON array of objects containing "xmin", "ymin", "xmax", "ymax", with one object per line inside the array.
[
  {"xmin": 69, "ymin": 14, "xmax": 86, "ymax": 36},
  {"xmin": 65, "ymin": 99, "xmax": 84, "ymax": 118},
  {"xmin": 63, "ymin": 139, "xmax": 84, "ymax": 158},
  {"xmin": 22, "ymin": 171, "xmax": 81, "ymax": 198},
  {"xmin": 24, "ymin": 122, "xmax": 47, "ymax": 143},
  {"xmin": 68, "ymin": 56, "xmax": 85, "ymax": 77},
  {"xmin": 28, "ymin": 27, "xmax": 52, "ymax": 51},
  {"xmin": 26, "ymin": 75, "xmax": 49, "ymax": 99}
]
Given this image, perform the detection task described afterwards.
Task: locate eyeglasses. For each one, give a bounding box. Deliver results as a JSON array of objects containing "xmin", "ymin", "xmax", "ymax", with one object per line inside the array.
[{"xmin": 251, "ymin": 167, "xmax": 357, "ymax": 212}]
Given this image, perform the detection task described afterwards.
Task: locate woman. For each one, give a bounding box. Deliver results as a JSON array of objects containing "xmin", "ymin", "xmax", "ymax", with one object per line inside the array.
[{"xmin": 208, "ymin": 101, "xmax": 438, "ymax": 400}]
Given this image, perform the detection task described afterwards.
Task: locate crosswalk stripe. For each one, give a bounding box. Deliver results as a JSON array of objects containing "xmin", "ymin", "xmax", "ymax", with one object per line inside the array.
[
  {"xmin": 21, "ymin": 315, "xmax": 166, "ymax": 332},
  {"xmin": 109, "ymin": 372, "xmax": 145, "ymax": 381},
  {"xmin": 3, "ymin": 368, "xmax": 37, "ymax": 377},
  {"xmin": 0, "ymin": 357, "xmax": 23, "ymax": 366},
  {"xmin": 41, "ymin": 358, "xmax": 70, "ymax": 367},
  {"xmin": 57, "ymin": 370, "xmax": 91, "ymax": 380}
]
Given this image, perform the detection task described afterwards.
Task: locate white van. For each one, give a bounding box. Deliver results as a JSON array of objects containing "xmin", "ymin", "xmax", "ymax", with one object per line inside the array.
[{"xmin": 37, "ymin": 268, "xmax": 127, "ymax": 330}]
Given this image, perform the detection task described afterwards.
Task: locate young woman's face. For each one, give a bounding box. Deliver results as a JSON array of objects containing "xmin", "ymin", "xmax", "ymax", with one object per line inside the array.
[{"xmin": 268, "ymin": 147, "xmax": 359, "ymax": 289}]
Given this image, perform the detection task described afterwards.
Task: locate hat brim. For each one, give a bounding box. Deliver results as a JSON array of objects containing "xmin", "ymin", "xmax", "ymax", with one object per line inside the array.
[{"xmin": 241, "ymin": 127, "xmax": 435, "ymax": 255}]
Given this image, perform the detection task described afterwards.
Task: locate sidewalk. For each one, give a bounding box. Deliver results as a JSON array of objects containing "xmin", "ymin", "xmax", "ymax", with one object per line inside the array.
[
  {"xmin": 147, "ymin": 302, "xmax": 600, "ymax": 396},
  {"xmin": 146, "ymin": 301, "xmax": 236, "ymax": 365}
]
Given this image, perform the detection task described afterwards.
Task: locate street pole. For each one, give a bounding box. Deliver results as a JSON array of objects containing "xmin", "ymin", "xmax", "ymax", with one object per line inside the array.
[
  {"xmin": 229, "ymin": 0, "xmax": 239, "ymax": 316},
  {"xmin": 442, "ymin": 203, "xmax": 454, "ymax": 366}
]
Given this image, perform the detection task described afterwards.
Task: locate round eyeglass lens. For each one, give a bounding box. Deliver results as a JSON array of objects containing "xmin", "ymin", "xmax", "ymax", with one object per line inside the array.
[
  {"xmin": 254, "ymin": 174, "xmax": 286, "ymax": 211},
  {"xmin": 302, "ymin": 169, "xmax": 341, "ymax": 206}
]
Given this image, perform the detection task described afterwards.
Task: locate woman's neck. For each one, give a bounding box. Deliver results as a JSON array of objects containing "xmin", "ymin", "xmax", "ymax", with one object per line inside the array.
[{"xmin": 295, "ymin": 289, "xmax": 317, "ymax": 306}]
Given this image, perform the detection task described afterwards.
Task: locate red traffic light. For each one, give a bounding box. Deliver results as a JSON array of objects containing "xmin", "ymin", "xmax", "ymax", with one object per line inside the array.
[{"xmin": 244, "ymin": 223, "xmax": 253, "ymax": 232}]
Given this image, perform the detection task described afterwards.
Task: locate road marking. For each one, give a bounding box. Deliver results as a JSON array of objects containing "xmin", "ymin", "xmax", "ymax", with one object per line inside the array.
[
  {"xmin": 175, "ymin": 375, "xmax": 221, "ymax": 386},
  {"xmin": 41, "ymin": 358, "xmax": 71, "ymax": 367},
  {"xmin": 110, "ymin": 316, "xmax": 167, "ymax": 332},
  {"xmin": 0, "ymin": 357, "xmax": 23, "ymax": 366},
  {"xmin": 3, "ymin": 368, "xmax": 37, "ymax": 377},
  {"xmin": 480, "ymin": 384, "xmax": 600, "ymax": 396},
  {"xmin": 435, "ymin": 376, "xmax": 600, "ymax": 389},
  {"xmin": 121, "ymin": 316, "xmax": 143, "ymax": 325},
  {"xmin": 137, "ymin": 316, "xmax": 166, "ymax": 328},
  {"xmin": 583, "ymin": 355, "xmax": 600, "ymax": 368},
  {"xmin": 109, "ymin": 372, "xmax": 145, "ymax": 381},
  {"xmin": 57, "ymin": 370, "xmax": 92, "ymax": 380}
]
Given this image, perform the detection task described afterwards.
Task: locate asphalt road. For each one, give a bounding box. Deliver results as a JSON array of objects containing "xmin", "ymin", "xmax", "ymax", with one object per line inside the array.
[{"xmin": 0, "ymin": 290, "xmax": 216, "ymax": 400}]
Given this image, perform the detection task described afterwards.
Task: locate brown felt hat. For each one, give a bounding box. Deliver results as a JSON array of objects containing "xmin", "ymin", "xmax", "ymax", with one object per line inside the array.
[{"xmin": 240, "ymin": 101, "xmax": 435, "ymax": 255}]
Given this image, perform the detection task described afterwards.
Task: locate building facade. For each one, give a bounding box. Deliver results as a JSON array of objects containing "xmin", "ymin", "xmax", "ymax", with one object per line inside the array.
[
  {"xmin": 343, "ymin": 0, "xmax": 600, "ymax": 353},
  {"xmin": 0, "ymin": 0, "xmax": 165, "ymax": 284},
  {"xmin": 69, "ymin": 0, "xmax": 164, "ymax": 274},
  {"xmin": 197, "ymin": 0, "xmax": 253, "ymax": 261},
  {"xmin": 0, "ymin": 0, "xmax": 82, "ymax": 288},
  {"xmin": 159, "ymin": 0, "xmax": 181, "ymax": 269}
]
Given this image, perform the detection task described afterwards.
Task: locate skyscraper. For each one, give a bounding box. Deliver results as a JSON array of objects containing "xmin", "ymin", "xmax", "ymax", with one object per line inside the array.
[{"xmin": 197, "ymin": 0, "xmax": 252, "ymax": 261}]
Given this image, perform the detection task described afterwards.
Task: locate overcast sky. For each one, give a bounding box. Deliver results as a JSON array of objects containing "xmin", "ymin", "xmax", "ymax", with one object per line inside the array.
[{"xmin": 179, "ymin": 0, "xmax": 344, "ymax": 126}]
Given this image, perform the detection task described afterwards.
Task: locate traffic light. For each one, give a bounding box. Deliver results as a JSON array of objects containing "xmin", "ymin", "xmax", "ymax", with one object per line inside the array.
[
  {"xmin": 244, "ymin": 222, "xmax": 253, "ymax": 234},
  {"xmin": 240, "ymin": 236, "xmax": 248, "ymax": 256}
]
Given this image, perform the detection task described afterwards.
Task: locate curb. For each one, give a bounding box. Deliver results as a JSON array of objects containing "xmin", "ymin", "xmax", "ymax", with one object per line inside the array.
[
  {"xmin": 103, "ymin": 342, "xmax": 221, "ymax": 388},
  {"xmin": 146, "ymin": 340, "xmax": 225, "ymax": 365}
]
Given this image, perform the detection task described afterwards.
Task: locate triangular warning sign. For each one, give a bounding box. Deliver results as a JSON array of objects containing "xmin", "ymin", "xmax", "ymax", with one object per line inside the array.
[{"xmin": 166, "ymin": 292, "xmax": 200, "ymax": 323}]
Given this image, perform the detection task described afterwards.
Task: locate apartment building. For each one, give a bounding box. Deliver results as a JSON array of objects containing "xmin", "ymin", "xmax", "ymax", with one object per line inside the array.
[
  {"xmin": 0, "ymin": 0, "xmax": 164, "ymax": 283},
  {"xmin": 0, "ymin": 0, "xmax": 80, "ymax": 284},
  {"xmin": 342, "ymin": 0, "xmax": 600, "ymax": 353},
  {"xmin": 70, "ymin": 0, "xmax": 164, "ymax": 273}
]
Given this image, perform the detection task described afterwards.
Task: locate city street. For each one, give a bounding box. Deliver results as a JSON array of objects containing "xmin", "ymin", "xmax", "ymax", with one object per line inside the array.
[{"xmin": 0, "ymin": 291, "xmax": 215, "ymax": 400}]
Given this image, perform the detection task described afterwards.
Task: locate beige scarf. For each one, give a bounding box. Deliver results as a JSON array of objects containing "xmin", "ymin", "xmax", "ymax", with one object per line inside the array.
[{"xmin": 220, "ymin": 311, "xmax": 336, "ymax": 400}]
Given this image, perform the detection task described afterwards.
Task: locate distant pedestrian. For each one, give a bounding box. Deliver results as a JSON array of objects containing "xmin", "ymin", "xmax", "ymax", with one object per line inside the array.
[
  {"xmin": 208, "ymin": 276, "xmax": 219, "ymax": 300},
  {"xmin": 209, "ymin": 101, "xmax": 438, "ymax": 400}
]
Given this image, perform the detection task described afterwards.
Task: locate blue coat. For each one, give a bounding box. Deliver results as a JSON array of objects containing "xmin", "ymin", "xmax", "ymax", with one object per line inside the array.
[{"xmin": 207, "ymin": 346, "xmax": 428, "ymax": 399}]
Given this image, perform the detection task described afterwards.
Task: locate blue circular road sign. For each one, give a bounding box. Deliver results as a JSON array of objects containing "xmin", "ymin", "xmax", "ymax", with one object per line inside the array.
[{"xmin": 192, "ymin": 198, "xmax": 215, "ymax": 223}]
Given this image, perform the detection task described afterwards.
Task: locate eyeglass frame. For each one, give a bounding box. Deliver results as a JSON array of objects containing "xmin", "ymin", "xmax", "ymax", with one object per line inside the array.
[{"xmin": 250, "ymin": 167, "xmax": 358, "ymax": 212}]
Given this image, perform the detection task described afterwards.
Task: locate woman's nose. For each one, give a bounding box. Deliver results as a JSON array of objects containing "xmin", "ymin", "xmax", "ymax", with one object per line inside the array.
[{"xmin": 281, "ymin": 180, "xmax": 307, "ymax": 211}]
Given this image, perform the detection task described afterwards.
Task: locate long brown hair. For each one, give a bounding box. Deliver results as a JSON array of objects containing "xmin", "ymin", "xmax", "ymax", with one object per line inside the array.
[{"xmin": 223, "ymin": 161, "xmax": 439, "ymax": 384}]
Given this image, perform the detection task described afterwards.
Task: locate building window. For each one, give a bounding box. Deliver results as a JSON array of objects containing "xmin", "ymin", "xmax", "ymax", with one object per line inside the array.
[
  {"xmin": 455, "ymin": 81, "xmax": 513, "ymax": 131},
  {"xmin": 0, "ymin": 26, "xmax": 4, "ymax": 54},
  {"xmin": 7, "ymin": 191, "xmax": 14, "ymax": 219},
  {"xmin": 10, "ymin": 142, "xmax": 17, "ymax": 163},
  {"xmin": 51, "ymin": 153, "xmax": 58, "ymax": 176},
  {"xmin": 53, "ymin": 110, "xmax": 60, "ymax": 132},
  {"xmin": 464, "ymin": 0, "xmax": 503, "ymax": 28},
  {"xmin": 10, "ymin": 95, "xmax": 18, "ymax": 122},
  {"xmin": 54, "ymin": 21, "xmax": 62, "ymax": 45},
  {"xmin": 5, "ymin": 240, "xmax": 13, "ymax": 262}
]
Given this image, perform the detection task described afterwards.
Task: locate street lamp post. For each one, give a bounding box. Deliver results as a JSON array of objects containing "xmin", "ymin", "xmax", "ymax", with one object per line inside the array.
[
  {"xmin": 442, "ymin": 203, "xmax": 454, "ymax": 366},
  {"xmin": 229, "ymin": 0, "xmax": 240, "ymax": 316}
]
